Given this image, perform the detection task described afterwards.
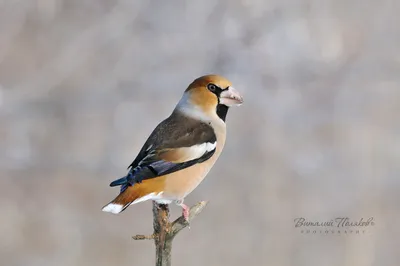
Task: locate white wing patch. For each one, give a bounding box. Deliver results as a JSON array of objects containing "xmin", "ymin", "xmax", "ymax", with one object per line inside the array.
[
  {"xmin": 144, "ymin": 142, "xmax": 217, "ymax": 163},
  {"xmin": 205, "ymin": 142, "xmax": 217, "ymax": 151},
  {"xmin": 180, "ymin": 141, "xmax": 216, "ymax": 161}
]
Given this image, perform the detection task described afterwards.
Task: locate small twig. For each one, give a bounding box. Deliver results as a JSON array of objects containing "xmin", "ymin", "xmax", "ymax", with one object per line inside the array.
[
  {"xmin": 170, "ymin": 201, "xmax": 208, "ymax": 237},
  {"xmin": 132, "ymin": 234, "xmax": 156, "ymax": 240}
]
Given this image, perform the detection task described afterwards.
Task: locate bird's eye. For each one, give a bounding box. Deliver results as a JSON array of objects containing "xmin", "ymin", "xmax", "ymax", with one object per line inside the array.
[{"xmin": 207, "ymin": 83, "xmax": 218, "ymax": 92}]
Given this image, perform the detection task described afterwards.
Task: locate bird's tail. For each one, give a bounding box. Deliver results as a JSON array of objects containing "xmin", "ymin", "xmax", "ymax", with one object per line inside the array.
[
  {"xmin": 102, "ymin": 180, "xmax": 163, "ymax": 214},
  {"xmin": 102, "ymin": 186, "xmax": 141, "ymax": 214}
]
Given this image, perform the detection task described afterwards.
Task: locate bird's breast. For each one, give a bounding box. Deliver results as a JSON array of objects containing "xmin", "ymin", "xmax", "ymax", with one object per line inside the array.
[{"xmin": 162, "ymin": 122, "xmax": 226, "ymax": 199}]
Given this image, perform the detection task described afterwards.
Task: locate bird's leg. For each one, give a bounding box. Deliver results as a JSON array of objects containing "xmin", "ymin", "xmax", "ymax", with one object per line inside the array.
[{"xmin": 175, "ymin": 199, "xmax": 190, "ymax": 222}]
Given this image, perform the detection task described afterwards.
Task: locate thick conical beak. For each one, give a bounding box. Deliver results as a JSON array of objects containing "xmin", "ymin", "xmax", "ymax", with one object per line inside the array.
[{"xmin": 219, "ymin": 86, "xmax": 244, "ymax": 107}]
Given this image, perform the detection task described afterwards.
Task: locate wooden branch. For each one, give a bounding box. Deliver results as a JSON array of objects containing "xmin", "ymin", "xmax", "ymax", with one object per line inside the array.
[
  {"xmin": 132, "ymin": 201, "xmax": 208, "ymax": 266},
  {"xmin": 153, "ymin": 202, "xmax": 171, "ymax": 266}
]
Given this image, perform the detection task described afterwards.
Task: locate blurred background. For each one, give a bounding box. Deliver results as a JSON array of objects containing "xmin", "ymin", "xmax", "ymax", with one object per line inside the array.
[{"xmin": 1, "ymin": 0, "xmax": 399, "ymax": 265}]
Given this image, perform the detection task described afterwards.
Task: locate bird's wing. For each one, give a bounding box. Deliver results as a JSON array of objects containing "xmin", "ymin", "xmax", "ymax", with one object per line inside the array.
[{"xmin": 109, "ymin": 113, "xmax": 216, "ymax": 191}]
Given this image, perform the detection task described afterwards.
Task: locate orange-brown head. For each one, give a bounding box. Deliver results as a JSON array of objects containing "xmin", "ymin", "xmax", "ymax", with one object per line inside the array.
[{"xmin": 178, "ymin": 75, "xmax": 243, "ymax": 121}]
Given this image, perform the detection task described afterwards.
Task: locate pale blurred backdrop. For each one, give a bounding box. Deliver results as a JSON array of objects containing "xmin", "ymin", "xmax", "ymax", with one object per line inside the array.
[{"xmin": 1, "ymin": 1, "xmax": 400, "ymax": 266}]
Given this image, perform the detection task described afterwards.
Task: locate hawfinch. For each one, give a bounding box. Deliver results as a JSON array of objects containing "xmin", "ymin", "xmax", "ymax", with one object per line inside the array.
[{"xmin": 102, "ymin": 75, "xmax": 243, "ymax": 220}]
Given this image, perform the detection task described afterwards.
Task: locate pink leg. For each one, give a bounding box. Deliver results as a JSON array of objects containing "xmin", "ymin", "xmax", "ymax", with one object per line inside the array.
[
  {"xmin": 181, "ymin": 203, "xmax": 190, "ymax": 221},
  {"xmin": 176, "ymin": 200, "xmax": 190, "ymax": 221}
]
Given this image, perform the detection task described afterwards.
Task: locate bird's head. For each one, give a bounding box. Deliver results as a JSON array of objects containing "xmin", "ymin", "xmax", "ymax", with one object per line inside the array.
[{"xmin": 178, "ymin": 75, "xmax": 243, "ymax": 121}]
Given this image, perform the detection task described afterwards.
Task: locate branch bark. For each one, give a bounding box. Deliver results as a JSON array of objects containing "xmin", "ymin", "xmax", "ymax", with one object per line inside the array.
[{"xmin": 132, "ymin": 201, "xmax": 208, "ymax": 266}]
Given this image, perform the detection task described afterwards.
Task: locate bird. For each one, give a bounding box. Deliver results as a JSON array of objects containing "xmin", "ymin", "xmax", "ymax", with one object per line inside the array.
[{"xmin": 102, "ymin": 74, "xmax": 243, "ymax": 220}]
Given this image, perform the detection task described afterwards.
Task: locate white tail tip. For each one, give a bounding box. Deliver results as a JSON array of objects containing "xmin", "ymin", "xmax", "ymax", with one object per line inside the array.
[{"xmin": 102, "ymin": 203, "xmax": 123, "ymax": 214}]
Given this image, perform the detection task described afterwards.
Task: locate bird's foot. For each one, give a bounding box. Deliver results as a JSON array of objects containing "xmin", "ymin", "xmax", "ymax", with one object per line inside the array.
[
  {"xmin": 181, "ymin": 204, "xmax": 190, "ymax": 222},
  {"xmin": 175, "ymin": 200, "xmax": 190, "ymax": 224}
]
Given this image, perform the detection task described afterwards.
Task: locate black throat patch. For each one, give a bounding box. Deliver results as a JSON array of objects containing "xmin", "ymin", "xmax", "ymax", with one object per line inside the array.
[{"xmin": 216, "ymin": 104, "xmax": 229, "ymax": 121}]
